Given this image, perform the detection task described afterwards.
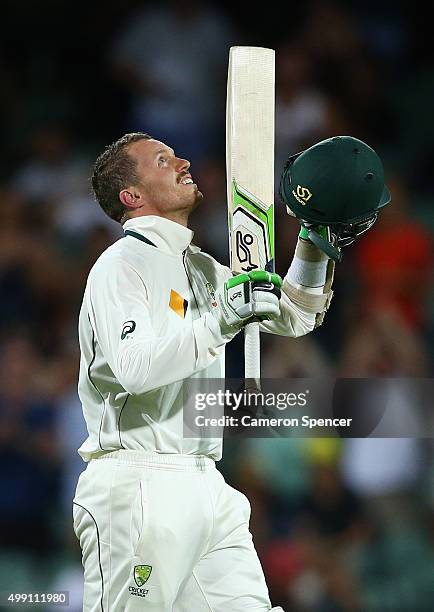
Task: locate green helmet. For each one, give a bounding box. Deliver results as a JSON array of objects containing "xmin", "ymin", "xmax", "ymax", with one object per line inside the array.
[{"xmin": 279, "ymin": 136, "xmax": 391, "ymax": 261}]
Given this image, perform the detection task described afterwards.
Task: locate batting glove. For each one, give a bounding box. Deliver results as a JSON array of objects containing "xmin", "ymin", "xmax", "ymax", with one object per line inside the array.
[{"xmin": 213, "ymin": 270, "xmax": 282, "ymax": 336}]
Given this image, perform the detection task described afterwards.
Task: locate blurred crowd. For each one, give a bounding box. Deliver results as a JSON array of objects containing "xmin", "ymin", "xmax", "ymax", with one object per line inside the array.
[{"xmin": 0, "ymin": 1, "xmax": 433, "ymax": 610}]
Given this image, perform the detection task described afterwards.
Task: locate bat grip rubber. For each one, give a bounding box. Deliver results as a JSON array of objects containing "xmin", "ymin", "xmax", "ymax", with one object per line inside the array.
[{"xmin": 244, "ymin": 322, "xmax": 261, "ymax": 390}]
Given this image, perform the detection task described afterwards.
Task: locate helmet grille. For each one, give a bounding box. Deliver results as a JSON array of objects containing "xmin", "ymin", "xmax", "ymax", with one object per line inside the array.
[{"xmin": 333, "ymin": 212, "xmax": 379, "ymax": 247}]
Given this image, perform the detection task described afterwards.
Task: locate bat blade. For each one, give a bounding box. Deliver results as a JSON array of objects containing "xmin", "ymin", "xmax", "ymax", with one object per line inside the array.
[{"xmin": 226, "ymin": 46, "xmax": 275, "ymax": 383}]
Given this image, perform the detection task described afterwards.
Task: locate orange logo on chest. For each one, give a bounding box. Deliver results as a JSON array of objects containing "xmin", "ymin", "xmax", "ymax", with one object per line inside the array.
[{"xmin": 169, "ymin": 289, "xmax": 188, "ymax": 318}]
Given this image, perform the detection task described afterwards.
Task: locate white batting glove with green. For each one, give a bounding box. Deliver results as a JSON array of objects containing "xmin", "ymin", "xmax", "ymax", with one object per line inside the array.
[{"xmin": 213, "ymin": 270, "xmax": 282, "ymax": 336}]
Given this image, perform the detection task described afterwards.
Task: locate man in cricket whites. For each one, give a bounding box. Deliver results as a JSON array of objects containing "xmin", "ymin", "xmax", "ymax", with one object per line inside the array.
[{"xmin": 73, "ymin": 133, "xmax": 390, "ymax": 610}]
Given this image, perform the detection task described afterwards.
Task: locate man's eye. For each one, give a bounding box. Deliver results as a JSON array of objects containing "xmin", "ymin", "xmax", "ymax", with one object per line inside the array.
[{"xmin": 158, "ymin": 157, "xmax": 166, "ymax": 165}]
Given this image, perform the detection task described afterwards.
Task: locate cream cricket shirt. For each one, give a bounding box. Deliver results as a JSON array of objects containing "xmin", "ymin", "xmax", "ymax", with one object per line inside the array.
[{"xmin": 77, "ymin": 215, "xmax": 316, "ymax": 462}]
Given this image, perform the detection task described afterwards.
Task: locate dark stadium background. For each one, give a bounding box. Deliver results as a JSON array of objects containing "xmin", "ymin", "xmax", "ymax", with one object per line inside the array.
[{"xmin": 1, "ymin": 1, "xmax": 433, "ymax": 610}]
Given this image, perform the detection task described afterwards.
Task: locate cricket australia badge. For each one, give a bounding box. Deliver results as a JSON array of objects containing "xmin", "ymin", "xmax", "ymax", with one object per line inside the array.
[{"xmin": 134, "ymin": 565, "xmax": 152, "ymax": 587}]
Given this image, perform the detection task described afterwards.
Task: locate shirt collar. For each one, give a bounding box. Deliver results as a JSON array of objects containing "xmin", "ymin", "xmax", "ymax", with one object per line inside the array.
[{"xmin": 123, "ymin": 215, "xmax": 195, "ymax": 255}]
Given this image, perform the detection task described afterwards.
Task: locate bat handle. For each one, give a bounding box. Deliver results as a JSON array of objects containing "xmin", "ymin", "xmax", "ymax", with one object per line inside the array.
[{"xmin": 244, "ymin": 322, "xmax": 261, "ymax": 390}]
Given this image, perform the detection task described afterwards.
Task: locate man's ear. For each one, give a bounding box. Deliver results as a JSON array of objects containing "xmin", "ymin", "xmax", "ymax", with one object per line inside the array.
[{"xmin": 119, "ymin": 187, "xmax": 142, "ymax": 211}]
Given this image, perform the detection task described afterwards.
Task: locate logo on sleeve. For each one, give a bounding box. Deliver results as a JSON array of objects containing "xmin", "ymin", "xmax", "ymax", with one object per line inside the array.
[
  {"xmin": 205, "ymin": 282, "xmax": 218, "ymax": 308},
  {"xmin": 121, "ymin": 320, "xmax": 136, "ymax": 340}
]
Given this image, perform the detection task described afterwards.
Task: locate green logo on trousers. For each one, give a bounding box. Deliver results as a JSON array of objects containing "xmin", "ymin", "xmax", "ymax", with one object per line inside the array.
[{"xmin": 134, "ymin": 565, "xmax": 152, "ymax": 587}]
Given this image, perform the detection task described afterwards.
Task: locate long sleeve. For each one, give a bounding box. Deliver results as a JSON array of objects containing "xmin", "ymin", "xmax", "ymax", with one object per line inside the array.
[
  {"xmin": 260, "ymin": 238, "xmax": 335, "ymax": 337},
  {"xmin": 259, "ymin": 281, "xmax": 317, "ymax": 337},
  {"xmin": 86, "ymin": 257, "xmax": 229, "ymax": 395}
]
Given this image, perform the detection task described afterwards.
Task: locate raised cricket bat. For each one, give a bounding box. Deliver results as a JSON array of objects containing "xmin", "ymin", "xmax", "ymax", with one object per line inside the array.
[{"xmin": 226, "ymin": 46, "xmax": 275, "ymax": 387}]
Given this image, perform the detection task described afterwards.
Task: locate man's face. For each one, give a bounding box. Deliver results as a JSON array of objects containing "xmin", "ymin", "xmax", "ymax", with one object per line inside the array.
[{"xmin": 127, "ymin": 139, "xmax": 203, "ymax": 216}]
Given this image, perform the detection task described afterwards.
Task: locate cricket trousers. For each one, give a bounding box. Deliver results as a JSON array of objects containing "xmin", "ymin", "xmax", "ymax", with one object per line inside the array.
[{"xmin": 73, "ymin": 450, "xmax": 277, "ymax": 611}]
